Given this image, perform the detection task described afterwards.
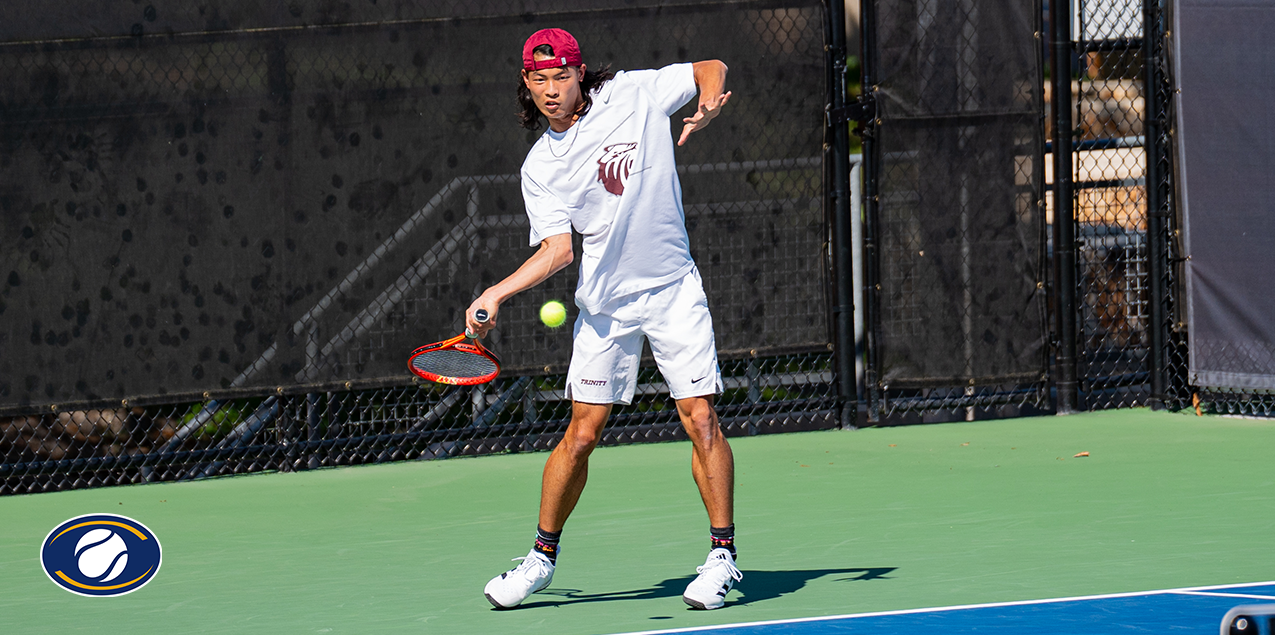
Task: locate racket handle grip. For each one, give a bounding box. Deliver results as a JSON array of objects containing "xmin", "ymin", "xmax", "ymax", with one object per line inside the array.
[{"xmin": 466, "ymin": 308, "xmax": 490, "ymax": 338}]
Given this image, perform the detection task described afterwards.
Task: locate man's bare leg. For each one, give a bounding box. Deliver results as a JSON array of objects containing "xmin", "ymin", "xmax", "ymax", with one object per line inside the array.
[
  {"xmin": 676, "ymin": 394, "xmax": 740, "ymax": 610},
  {"xmin": 538, "ymin": 401, "xmax": 612, "ymax": 532},
  {"xmin": 484, "ymin": 402, "xmax": 610, "ymax": 608},
  {"xmin": 674, "ymin": 395, "xmax": 734, "ymax": 527}
]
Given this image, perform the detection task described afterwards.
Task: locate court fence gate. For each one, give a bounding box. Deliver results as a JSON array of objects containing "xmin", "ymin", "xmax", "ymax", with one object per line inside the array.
[
  {"xmin": 0, "ymin": 0, "xmax": 1256, "ymax": 495},
  {"xmin": 1044, "ymin": 0, "xmax": 1270, "ymax": 419}
]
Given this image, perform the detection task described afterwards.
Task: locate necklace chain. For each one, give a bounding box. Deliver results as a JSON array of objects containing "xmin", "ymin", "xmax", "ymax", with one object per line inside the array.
[{"xmin": 547, "ymin": 117, "xmax": 581, "ymax": 158}]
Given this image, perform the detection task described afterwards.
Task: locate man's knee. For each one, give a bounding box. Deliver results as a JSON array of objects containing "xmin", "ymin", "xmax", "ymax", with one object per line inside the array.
[
  {"xmin": 561, "ymin": 424, "xmax": 602, "ymax": 456},
  {"xmin": 558, "ymin": 402, "xmax": 610, "ymax": 458},
  {"xmin": 679, "ymin": 401, "xmax": 722, "ymax": 447}
]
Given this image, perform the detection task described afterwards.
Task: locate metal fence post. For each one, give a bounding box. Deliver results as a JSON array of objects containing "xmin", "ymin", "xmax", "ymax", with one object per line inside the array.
[
  {"xmin": 1050, "ymin": 0, "xmax": 1080, "ymax": 413},
  {"xmin": 828, "ymin": 0, "xmax": 859, "ymax": 429},
  {"xmin": 1143, "ymin": 0, "xmax": 1168, "ymax": 405},
  {"xmin": 306, "ymin": 392, "xmax": 321, "ymax": 469},
  {"xmin": 859, "ymin": 0, "xmax": 882, "ymax": 422}
]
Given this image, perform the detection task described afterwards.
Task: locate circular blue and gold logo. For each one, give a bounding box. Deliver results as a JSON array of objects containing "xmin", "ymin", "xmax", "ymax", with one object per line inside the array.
[{"xmin": 40, "ymin": 514, "xmax": 162, "ymax": 597}]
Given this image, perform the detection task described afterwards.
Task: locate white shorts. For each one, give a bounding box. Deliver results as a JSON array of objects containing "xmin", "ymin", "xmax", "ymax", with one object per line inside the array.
[{"xmin": 566, "ymin": 268, "xmax": 723, "ymax": 405}]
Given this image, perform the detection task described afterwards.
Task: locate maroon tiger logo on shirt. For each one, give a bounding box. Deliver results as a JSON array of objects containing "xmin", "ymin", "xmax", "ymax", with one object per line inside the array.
[{"xmin": 597, "ymin": 142, "xmax": 637, "ymax": 195}]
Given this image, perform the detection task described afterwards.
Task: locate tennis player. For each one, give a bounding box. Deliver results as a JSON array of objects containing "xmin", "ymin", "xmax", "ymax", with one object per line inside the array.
[{"xmin": 465, "ymin": 28, "xmax": 738, "ymax": 610}]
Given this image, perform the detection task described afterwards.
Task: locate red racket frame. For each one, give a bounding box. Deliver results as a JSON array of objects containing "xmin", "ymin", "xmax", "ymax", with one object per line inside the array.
[{"xmin": 407, "ymin": 333, "xmax": 501, "ymax": 385}]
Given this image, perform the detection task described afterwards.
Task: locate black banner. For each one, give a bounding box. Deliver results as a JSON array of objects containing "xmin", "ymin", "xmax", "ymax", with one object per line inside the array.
[
  {"xmin": 0, "ymin": 0, "xmax": 829, "ymax": 414},
  {"xmin": 868, "ymin": 0, "xmax": 1047, "ymax": 390}
]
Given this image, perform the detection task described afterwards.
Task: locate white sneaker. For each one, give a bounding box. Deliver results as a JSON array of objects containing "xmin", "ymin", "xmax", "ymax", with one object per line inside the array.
[
  {"xmin": 484, "ymin": 549, "xmax": 555, "ymax": 609},
  {"xmin": 682, "ymin": 548, "xmax": 742, "ymax": 609}
]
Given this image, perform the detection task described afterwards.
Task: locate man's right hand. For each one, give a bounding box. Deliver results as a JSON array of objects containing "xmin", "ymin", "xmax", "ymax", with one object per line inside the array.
[
  {"xmin": 463, "ymin": 233, "xmax": 573, "ymax": 339},
  {"xmin": 466, "ymin": 297, "xmax": 499, "ymax": 338}
]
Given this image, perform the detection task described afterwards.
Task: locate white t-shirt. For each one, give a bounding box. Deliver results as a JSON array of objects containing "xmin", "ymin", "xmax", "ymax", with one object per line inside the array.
[{"xmin": 520, "ymin": 63, "xmax": 699, "ymax": 314}]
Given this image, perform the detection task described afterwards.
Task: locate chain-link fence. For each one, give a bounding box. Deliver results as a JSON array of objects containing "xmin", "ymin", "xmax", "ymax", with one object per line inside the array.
[
  {"xmin": 857, "ymin": 0, "xmax": 1264, "ymax": 423},
  {"xmin": 1068, "ymin": 0, "xmax": 1155, "ymax": 410},
  {"xmin": 1052, "ymin": 0, "xmax": 1268, "ymax": 418},
  {"xmin": 1, "ymin": 0, "xmax": 839, "ymax": 493},
  {"xmin": 5, "ymin": 0, "xmax": 1266, "ymax": 495},
  {"xmin": 1, "ymin": 353, "xmax": 836, "ymax": 494}
]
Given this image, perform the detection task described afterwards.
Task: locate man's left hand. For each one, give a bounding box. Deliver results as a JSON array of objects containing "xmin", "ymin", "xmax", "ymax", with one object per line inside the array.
[{"xmin": 678, "ymin": 91, "xmax": 732, "ymax": 146}]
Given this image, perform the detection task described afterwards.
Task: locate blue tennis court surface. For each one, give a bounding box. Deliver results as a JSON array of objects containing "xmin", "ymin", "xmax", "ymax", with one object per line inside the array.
[{"xmin": 619, "ymin": 582, "xmax": 1275, "ymax": 635}]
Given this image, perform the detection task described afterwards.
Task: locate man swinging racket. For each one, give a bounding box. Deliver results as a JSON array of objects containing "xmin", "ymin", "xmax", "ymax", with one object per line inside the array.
[{"xmin": 464, "ymin": 28, "xmax": 738, "ymax": 610}]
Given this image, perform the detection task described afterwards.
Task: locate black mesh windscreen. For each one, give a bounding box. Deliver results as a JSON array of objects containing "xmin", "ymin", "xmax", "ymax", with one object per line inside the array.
[
  {"xmin": 1176, "ymin": 0, "xmax": 1275, "ymax": 393},
  {"xmin": 0, "ymin": 0, "xmax": 828, "ymax": 414},
  {"xmin": 868, "ymin": 0, "xmax": 1047, "ymax": 399}
]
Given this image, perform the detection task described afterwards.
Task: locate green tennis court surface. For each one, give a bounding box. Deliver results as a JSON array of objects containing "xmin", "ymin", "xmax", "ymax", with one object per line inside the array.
[{"xmin": 2, "ymin": 409, "xmax": 1272, "ymax": 634}]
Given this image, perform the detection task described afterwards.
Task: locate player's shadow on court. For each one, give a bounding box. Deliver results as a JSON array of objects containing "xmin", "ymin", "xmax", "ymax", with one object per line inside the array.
[
  {"xmin": 732, "ymin": 567, "xmax": 896, "ymax": 606},
  {"xmin": 514, "ymin": 567, "xmax": 895, "ymax": 610}
]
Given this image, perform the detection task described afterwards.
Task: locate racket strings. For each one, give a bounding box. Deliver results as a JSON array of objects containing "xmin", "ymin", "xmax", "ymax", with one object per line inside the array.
[{"xmin": 411, "ymin": 349, "xmax": 498, "ymax": 379}]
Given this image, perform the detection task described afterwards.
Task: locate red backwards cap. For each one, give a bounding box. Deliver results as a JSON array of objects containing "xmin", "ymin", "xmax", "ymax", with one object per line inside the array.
[{"xmin": 522, "ymin": 28, "xmax": 583, "ymax": 71}]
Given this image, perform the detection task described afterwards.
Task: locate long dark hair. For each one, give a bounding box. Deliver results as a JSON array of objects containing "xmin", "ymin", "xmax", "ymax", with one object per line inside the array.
[{"xmin": 517, "ymin": 44, "xmax": 614, "ymax": 131}]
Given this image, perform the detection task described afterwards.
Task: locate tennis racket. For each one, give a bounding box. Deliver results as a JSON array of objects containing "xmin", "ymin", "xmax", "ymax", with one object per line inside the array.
[{"xmin": 408, "ymin": 309, "xmax": 500, "ymax": 385}]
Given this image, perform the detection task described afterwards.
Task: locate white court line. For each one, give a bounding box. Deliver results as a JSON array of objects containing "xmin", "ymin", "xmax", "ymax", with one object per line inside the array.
[
  {"xmin": 609, "ymin": 580, "xmax": 1275, "ymax": 635},
  {"xmin": 1172, "ymin": 590, "xmax": 1275, "ymax": 601}
]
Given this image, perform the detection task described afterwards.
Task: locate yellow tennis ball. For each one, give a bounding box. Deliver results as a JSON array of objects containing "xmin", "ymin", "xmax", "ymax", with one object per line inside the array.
[{"xmin": 540, "ymin": 300, "xmax": 567, "ymax": 328}]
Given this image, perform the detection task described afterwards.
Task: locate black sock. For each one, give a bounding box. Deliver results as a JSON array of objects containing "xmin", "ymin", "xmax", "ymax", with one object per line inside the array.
[
  {"xmin": 710, "ymin": 524, "xmax": 736, "ymax": 559},
  {"xmin": 533, "ymin": 526, "xmax": 561, "ymax": 564}
]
